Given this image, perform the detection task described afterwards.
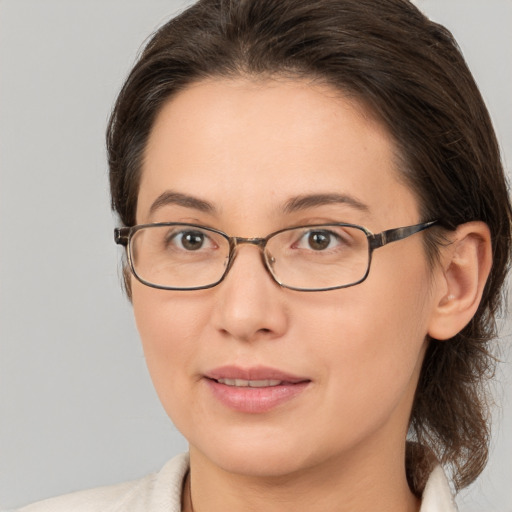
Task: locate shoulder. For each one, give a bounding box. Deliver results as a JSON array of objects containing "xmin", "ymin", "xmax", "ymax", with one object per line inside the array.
[
  {"xmin": 420, "ymin": 465, "xmax": 458, "ymax": 512},
  {"xmin": 16, "ymin": 453, "xmax": 190, "ymax": 512},
  {"xmin": 15, "ymin": 480, "xmax": 137, "ymax": 512}
]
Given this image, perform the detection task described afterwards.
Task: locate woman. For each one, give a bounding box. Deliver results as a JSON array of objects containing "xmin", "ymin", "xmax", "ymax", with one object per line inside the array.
[{"xmin": 18, "ymin": 0, "xmax": 511, "ymax": 511}]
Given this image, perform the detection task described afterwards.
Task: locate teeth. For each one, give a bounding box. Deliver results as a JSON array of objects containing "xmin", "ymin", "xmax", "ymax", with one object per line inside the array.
[{"xmin": 217, "ymin": 378, "xmax": 282, "ymax": 387}]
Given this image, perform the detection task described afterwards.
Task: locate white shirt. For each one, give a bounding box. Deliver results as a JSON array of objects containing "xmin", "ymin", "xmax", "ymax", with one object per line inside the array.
[{"xmin": 15, "ymin": 453, "xmax": 458, "ymax": 512}]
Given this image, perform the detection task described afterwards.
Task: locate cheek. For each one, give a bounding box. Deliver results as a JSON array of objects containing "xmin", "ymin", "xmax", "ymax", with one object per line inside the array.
[
  {"xmin": 302, "ymin": 257, "xmax": 432, "ymax": 423},
  {"xmin": 131, "ymin": 284, "xmax": 210, "ymax": 408}
]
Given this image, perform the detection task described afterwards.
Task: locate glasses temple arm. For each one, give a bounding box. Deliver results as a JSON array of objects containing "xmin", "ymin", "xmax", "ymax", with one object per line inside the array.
[{"xmin": 369, "ymin": 221, "xmax": 438, "ymax": 249}]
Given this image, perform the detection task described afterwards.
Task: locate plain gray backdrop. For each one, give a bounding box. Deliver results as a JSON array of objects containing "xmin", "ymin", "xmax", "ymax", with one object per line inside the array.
[{"xmin": 0, "ymin": 1, "xmax": 510, "ymax": 510}]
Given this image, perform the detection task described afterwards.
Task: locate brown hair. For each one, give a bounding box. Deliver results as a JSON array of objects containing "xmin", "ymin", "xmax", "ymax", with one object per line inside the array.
[{"xmin": 107, "ymin": 0, "xmax": 512, "ymax": 494}]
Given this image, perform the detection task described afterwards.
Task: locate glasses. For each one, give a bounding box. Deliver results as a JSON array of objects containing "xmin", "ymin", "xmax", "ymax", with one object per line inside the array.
[{"xmin": 114, "ymin": 220, "xmax": 437, "ymax": 292}]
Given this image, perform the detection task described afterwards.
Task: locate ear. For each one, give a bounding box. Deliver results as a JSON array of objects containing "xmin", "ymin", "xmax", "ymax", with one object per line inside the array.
[{"xmin": 428, "ymin": 221, "xmax": 492, "ymax": 340}]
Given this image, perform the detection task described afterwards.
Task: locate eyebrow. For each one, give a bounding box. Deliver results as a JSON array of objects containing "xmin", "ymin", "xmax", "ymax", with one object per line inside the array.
[
  {"xmin": 148, "ymin": 191, "xmax": 369, "ymax": 218},
  {"xmin": 283, "ymin": 193, "xmax": 370, "ymax": 214},
  {"xmin": 149, "ymin": 191, "xmax": 216, "ymax": 216}
]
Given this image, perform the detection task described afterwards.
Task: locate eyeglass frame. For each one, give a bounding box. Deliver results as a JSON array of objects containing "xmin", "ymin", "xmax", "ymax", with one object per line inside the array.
[{"xmin": 114, "ymin": 220, "xmax": 438, "ymax": 292}]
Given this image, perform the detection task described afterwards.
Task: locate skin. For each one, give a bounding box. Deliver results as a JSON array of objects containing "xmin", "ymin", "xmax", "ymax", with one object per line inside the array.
[{"xmin": 131, "ymin": 78, "xmax": 484, "ymax": 512}]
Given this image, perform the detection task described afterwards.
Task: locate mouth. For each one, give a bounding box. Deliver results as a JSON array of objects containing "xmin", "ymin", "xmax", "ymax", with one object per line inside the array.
[
  {"xmin": 205, "ymin": 365, "xmax": 309, "ymax": 383},
  {"xmin": 204, "ymin": 366, "xmax": 311, "ymax": 413},
  {"xmin": 214, "ymin": 378, "xmax": 292, "ymax": 388}
]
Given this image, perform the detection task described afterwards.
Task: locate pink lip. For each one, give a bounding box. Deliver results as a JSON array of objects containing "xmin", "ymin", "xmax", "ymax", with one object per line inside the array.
[
  {"xmin": 206, "ymin": 365, "xmax": 308, "ymax": 383},
  {"xmin": 204, "ymin": 366, "xmax": 311, "ymax": 413}
]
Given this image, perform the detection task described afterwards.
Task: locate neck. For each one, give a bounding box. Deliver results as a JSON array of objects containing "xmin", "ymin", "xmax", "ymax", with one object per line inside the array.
[{"xmin": 183, "ymin": 440, "xmax": 420, "ymax": 512}]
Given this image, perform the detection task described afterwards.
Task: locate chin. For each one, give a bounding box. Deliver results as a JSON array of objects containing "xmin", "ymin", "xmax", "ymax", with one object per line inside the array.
[
  {"xmin": 206, "ymin": 448, "xmax": 310, "ymax": 478},
  {"xmin": 188, "ymin": 426, "xmax": 329, "ymax": 479}
]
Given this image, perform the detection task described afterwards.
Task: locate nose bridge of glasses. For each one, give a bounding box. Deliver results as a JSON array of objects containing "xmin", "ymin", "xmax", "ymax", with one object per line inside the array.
[
  {"xmin": 232, "ymin": 236, "xmax": 266, "ymax": 248},
  {"xmin": 229, "ymin": 236, "xmax": 276, "ymax": 276}
]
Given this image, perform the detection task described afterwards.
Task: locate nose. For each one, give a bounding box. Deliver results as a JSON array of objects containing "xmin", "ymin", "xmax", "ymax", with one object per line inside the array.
[{"xmin": 211, "ymin": 244, "xmax": 289, "ymax": 343}]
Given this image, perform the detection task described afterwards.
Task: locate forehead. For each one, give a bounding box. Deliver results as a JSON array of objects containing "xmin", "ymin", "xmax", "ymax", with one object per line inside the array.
[{"xmin": 138, "ymin": 77, "xmax": 419, "ymax": 229}]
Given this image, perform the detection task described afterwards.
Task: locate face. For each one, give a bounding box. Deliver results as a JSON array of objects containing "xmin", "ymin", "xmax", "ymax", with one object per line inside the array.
[{"xmin": 132, "ymin": 78, "xmax": 439, "ymax": 478}]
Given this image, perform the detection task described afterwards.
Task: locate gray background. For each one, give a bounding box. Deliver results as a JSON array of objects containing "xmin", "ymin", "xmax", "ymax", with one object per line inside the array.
[{"xmin": 0, "ymin": 0, "xmax": 510, "ymax": 510}]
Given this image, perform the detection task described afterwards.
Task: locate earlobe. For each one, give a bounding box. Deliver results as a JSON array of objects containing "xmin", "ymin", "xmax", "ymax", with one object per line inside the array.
[{"xmin": 427, "ymin": 222, "xmax": 492, "ymax": 341}]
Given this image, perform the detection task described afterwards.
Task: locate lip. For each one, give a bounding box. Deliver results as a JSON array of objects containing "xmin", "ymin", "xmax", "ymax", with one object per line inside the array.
[
  {"xmin": 206, "ymin": 365, "xmax": 309, "ymax": 383},
  {"xmin": 204, "ymin": 365, "xmax": 311, "ymax": 413}
]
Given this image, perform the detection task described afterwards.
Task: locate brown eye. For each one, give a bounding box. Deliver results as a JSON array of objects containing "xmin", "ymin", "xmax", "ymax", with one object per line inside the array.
[
  {"xmin": 291, "ymin": 228, "xmax": 350, "ymax": 253},
  {"xmin": 308, "ymin": 231, "xmax": 331, "ymax": 250},
  {"xmin": 162, "ymin": 226, "xmax": 220, "ymax": 254},
  {"xmin": 179, "ymin": 231, "xmax": 206, "ymax": 251}
]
